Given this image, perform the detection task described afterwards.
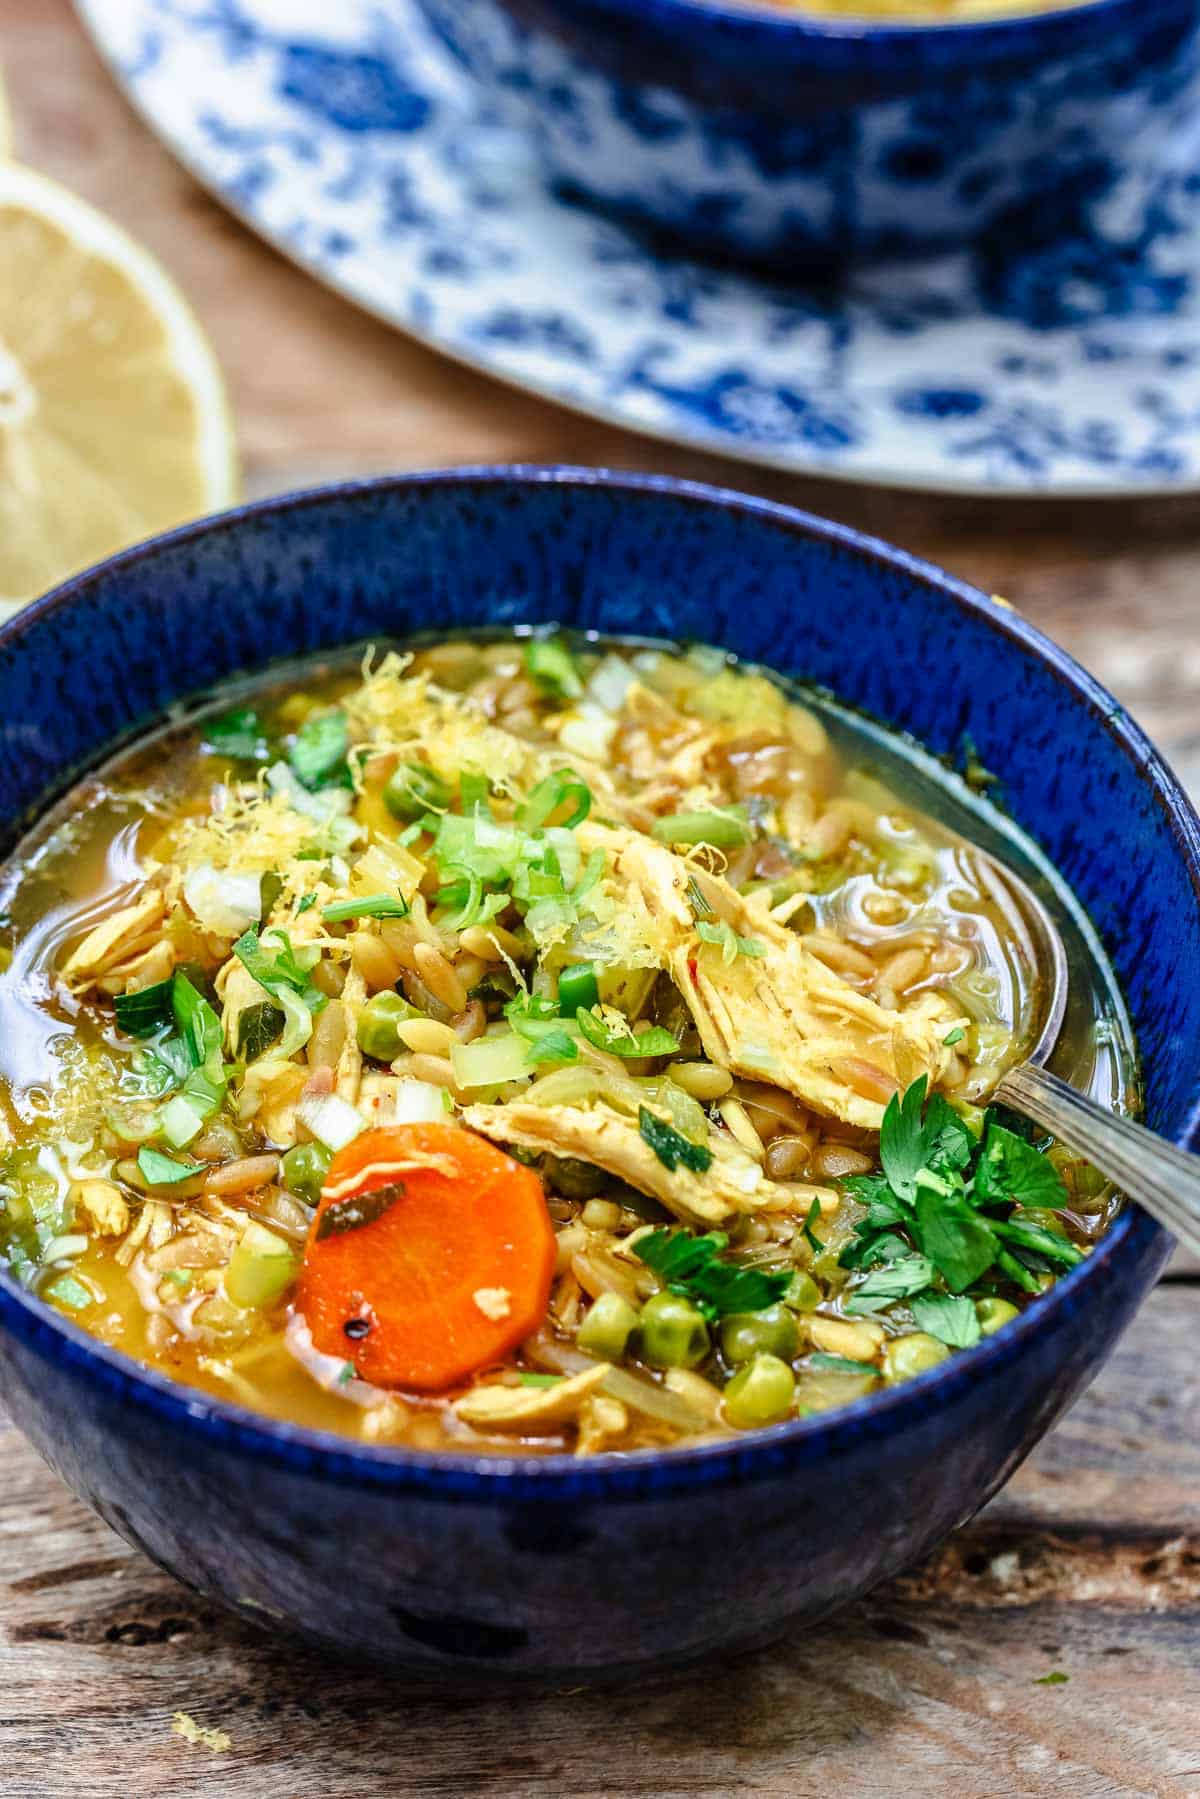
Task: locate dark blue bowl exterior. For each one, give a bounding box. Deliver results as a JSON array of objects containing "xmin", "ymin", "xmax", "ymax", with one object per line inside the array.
[
  {"xmin": 0, "ymin": 469, "xmax": 1195, "ymax": 1678},
  {"xmin": 412, "ymin": 0, "xmax": 1200, "ymax": 263}
]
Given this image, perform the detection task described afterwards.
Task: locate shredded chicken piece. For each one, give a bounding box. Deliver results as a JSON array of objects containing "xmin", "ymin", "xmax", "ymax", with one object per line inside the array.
[
  {"xmin": 59, "ymin": 891, "xmax": 168, "ymax": 995},
  {"xmin": 580, "ymin": 824, "xmax": 963, "ymax": 1130},
  {"xmin": 72, "ymin": 1179, "xmax": 130, "ymax": 1238},
  {"xmin": 453, "ymin": 1363, "xmax": 610, "ymax": 1432},
  {"xmin": 334, "ymin": 968, "xmax": 366, "ymax": 1106},
  {"xmin": 464, "ymin": 1101, "xmax": 836, "ymax": 1228}
]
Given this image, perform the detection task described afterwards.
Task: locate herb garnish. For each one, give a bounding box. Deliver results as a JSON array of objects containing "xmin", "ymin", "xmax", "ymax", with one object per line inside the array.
[
  {"xmin": 289, "ymin": 710, "xmax": 351, "ymax": 792},
  {"xmin": 634, "ymin": 1228, "xmax": 790, "ymax": 1321},
  {"xmin": 839, "ymin": 1077, "xmax": 1075, "ymax": 1313},
  {"xmin": 695, "ymin": 919, "xmax": 766, "ymax": 965},
  {"xmin": 114, "ymin": 978, "xmax": 175, "ymax": 1038},
  {"xmin": 575, "ymin": 1009, "xmax": 679, "ymax": 1060},
  {"xmin": 638, "ymin": 1107, "xmax": 713, "ymax": 1175},
  {"xmin": 137, "ymin": 1146, "xmax": 203, "ymax": 1186},
  {"xmin": 204, "ymin": 706, "xmax": 270, "ymax": 763}
]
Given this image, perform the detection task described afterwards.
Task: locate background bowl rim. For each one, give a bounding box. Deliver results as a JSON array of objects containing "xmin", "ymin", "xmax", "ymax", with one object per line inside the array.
[
  {"xmin": 0, "ymin": 463, "xmax": 1191, "ymax": 1502},
  {"xmin": 457, "ymin": 0, "xmax": 1163, "ymax": 66}
]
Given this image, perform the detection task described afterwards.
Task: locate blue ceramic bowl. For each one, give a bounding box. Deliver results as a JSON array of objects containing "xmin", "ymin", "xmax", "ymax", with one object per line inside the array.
[
  {"xmin": 0, "ymin": 469, "xmax": 1195, "ymax": 1679},
  {"xmin": 411, "ymin": 0, "xmax": 1200, "ymax": 265}
]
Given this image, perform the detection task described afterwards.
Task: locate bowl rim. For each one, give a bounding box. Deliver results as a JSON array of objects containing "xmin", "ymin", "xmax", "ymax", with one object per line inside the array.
[
  {"xmin": 471, "ymin": 0, "xmax": 1169, "ymax": 67},
  {"xmin": 0, "ymin": 464, "xmax": 1191, "ymax": 1503}
]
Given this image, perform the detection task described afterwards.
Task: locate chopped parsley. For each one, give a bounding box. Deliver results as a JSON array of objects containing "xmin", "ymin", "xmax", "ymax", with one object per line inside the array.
[
  {"xmin": 638, "ymin": 1106, "xmax": 713, "ymax": 1175},
  {"xmin": 113, "ymin": 978, "xmax": 175, "ymax": 1038},
  {"xmin": 575, "ymin": 1009, "xmax": 679, "ymax": 1059},
  {"xmin": 634, "ymin": 1228, "xmax": 791, "ymax": 1322},
  {"xmin": 137, "ymin": 1147, "xmax": 203, "ymax": 1186},
  {"xmin": 289, "ymin": 709, "xmax": 351, "ymax": 791},
  {"xmin": 203, "ymin": 705, "xmax": 270, "ymax": 763},
  {"xmin": 840, "ymin": 1076, "xmax": 1075, "ymax": 1311},
  {"xmin": 911, "ymin": 1292, "xmax": 981, "ymax": 1349}
]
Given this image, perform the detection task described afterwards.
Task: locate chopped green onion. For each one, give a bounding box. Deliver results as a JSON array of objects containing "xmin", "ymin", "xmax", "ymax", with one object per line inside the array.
[
  {"xmin": 651, "ymin": 808, "xmax": 751, "ymax": 849},
  {"xmin": 942, "ymin": 1026, "xmax": 966, "ymax": 1047},
  {"xmin": 517, "ymin": 1372, "xmax": 562, "ymax": 1388},
  {"xmin": 137, "ymin": 1146, "xmax": 203, "ymax": 1187},
  {"xmin": 458, "ymin": 769, "xmax": 491, "ymax": 815},
  {"xmin": 46, "ymin": 1274, "xmax": 94, "ymax": 1312},
  {"xmin": 158, "ymin": 1094, "xmax": 207, "ymax": 1150},
  {"xmin": 321, "ymin": 893, "xmax": 410, "ymax": 923},
  {"xmin": 225, "ymin": 1220, "xmax": 298, "ymax": 1310},
  {"xmin": 450, "ymin": 1031, "xmax": 533, "ymax": 1090},
  {"xmin": 296, "ymin": 894, "xmax": 317, "ymax": 914},
  {"xmin": 518, "ymin": 770, "xmax": 592, "ymax": 832},
  {"xmin": 171, "ymin": 972, "xmax": 223, "ymax": 1072},
  {"xmin": 523, "ymin": 636, "xmax": 583, "ymax": 699},
  {"xmin": 295, "ymin": 1093, "xmax": 366, "ymax": 1152},
  {"xmin": 557, "ymin": 961, "xmax": 600, "ymax": 1014}
]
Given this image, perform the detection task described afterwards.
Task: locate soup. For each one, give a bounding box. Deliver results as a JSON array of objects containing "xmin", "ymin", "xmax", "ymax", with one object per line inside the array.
[
  {"xmin": 0, "ymin": 636, "xmax": 1131, "ymax": 1456},
  {"xmin": 782, "ymin": 2, "xmax": 1082, "ymax": 17}
]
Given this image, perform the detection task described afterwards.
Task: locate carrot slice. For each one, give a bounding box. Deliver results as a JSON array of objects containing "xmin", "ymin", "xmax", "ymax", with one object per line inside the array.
[{"xmin": 296, "ymin": 1123, "xmax": 556, "ymax": 1392}]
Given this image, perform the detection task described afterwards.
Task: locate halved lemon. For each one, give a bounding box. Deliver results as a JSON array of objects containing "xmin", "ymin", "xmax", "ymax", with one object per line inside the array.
[{"xmin": 0, "ymin": 163, "xmax": 238, "ymax": 613}]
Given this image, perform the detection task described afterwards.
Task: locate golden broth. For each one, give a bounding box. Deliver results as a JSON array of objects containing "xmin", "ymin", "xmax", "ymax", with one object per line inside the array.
[{"xmin": 0, "ymin": 637, "xmax": 1133, "ymax": 1455}]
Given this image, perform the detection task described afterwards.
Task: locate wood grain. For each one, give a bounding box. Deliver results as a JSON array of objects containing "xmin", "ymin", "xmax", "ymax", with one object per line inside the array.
[{"xmin": 2, "ymin": 4, "xmax": 1199, "ymax": 1792}]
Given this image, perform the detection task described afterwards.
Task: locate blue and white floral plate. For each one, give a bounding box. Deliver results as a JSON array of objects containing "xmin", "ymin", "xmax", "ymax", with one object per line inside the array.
[{"xmin": 77, "ymin": 0, "xmax": 1200, "ymax": 495}]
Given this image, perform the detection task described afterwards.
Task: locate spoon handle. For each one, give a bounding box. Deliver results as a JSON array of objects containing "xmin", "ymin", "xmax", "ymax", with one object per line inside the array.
[{"xmin": 997, "ymin": 1063, "xmax": 1200, "ymax": 1257}]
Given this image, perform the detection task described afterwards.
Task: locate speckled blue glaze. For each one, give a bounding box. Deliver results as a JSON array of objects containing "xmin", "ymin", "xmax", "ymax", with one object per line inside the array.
[
  {"xmin": 0, "ymin": 469, "xmax": 1195, "ymax": 1678},
  {"xmin": 411, "ymin": 0, "xmax": 1200, "ymax": 264}
]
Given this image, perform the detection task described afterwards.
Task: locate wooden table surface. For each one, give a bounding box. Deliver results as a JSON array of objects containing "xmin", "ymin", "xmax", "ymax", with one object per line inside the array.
[{"xmin": 3, "ymin": 5, "xmax": 1198, "ymax": 1794}]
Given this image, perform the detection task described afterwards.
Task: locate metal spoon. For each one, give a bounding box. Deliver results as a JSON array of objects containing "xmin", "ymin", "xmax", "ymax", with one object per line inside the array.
[{"xmin": 966, "ymin": 851, "xmax": 1200, "ymax": 1256}]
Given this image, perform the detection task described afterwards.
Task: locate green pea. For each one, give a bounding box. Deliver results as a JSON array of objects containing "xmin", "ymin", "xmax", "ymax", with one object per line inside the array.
[
  {"xmin": 577, "ymin": 1291, "xmax": 640, "ymax": 1362},
  {"xmin": 883, "ymin": 1333, "xmax": 951, "ymax": 1383},
  {"xmin": 638, "ymin": 1291, "xmax": 710, "ymax": 1369},
  {"xmin": 383, "ymin": 761, "xmax": 452, "ymax": 822},
  {"xmin": 783, "ymin": 1270, "xmax": 821, "ymax": 1313},
  {"xmin": 723, "ymin": 1354, "xmax": 796, "ymax": 1429},
  {"xmin": 720, "ymin": 1304, "xmax": 799, "ymax": 1365},
  {"xmin": 356, "ymin": 990, "xmax": 418, "ymax": 1061},
  {"xmin": 280, "ymin": 1141, "xmax": 332, "ymax": 1208},
  {"xmin": 976, "ymin": 1296, "xmax": 1020, "ymax": 1336}
]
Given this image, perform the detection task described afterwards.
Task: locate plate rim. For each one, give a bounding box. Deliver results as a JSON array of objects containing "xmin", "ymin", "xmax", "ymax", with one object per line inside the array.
[{"xmin": 71, "ymin": 0, "xmax": 1200, "ymax": 501}]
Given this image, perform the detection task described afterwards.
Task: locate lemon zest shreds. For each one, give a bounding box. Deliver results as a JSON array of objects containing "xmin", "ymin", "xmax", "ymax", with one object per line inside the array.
[{"xmin": 171, "ymin": 1712, "xmax": 231, "ymax": 1754}]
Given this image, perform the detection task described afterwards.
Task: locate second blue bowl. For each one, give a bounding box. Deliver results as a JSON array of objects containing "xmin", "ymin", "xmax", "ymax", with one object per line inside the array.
[{"xmin": 412, "ymin": 0, "xmax": 1200, "ymax": 266}]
